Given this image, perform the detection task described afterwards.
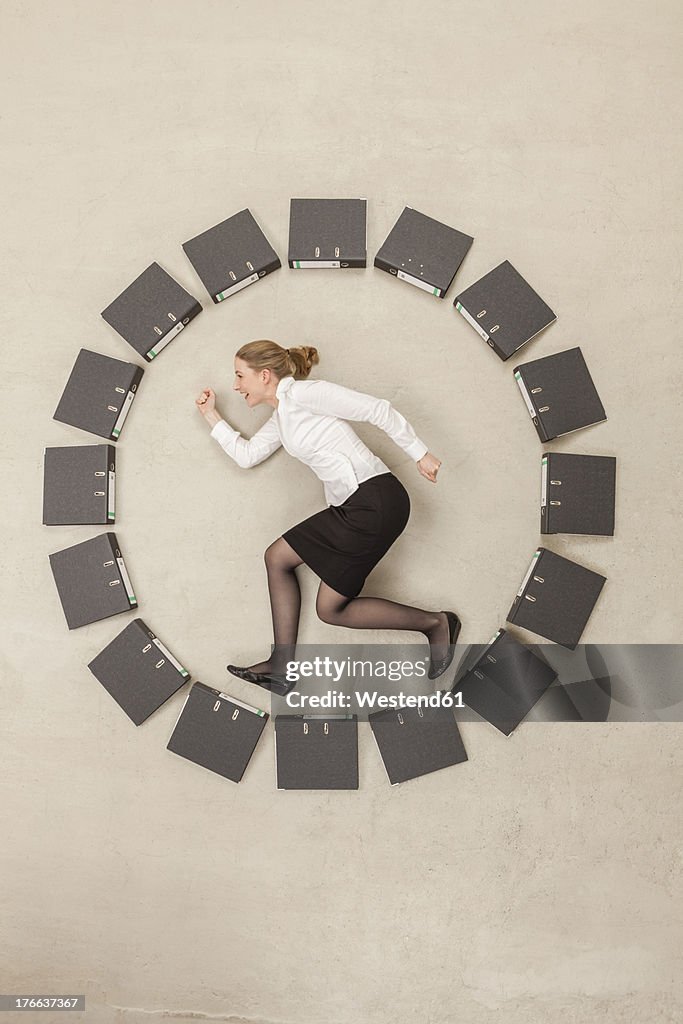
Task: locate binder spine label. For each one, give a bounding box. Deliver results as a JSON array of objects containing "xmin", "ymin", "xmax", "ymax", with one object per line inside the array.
[
  {"xmin": 111, "ymin": 391, "xmax": 135, "ymax": 438},
  {"xmin": 514, "ymin": 371, "xmax": 536, "ymax": 418},
  {"xmin": 217, "ymin": 692, "xmax": 266, "ymax": 716},
  {"xmin": 541, "ymin": 457, "xmax": 548, "ymax": 507},
  {"xmin": 147, "ymin": 320, "xmax": 185, "ymax": 359},
  {"xmin": 517, "ymin": 550, "xmax": 541, "ymax": 597},
  {"xmin": 107, "ymin": 470, "xmax": 116, "ymax": 521},
  {"xmin": 152, "ymin": 637, "xmax": 189, "ymax": 676},
  {"xmin": 215, "ymin": 273, "xmax": 259, "ymax": 301},
  {"xmin": 397, "ymin": 270, "xmax": 441, "ymax": 297},
  {"xmin": 169, "ymin": 690, "xmax": 191, "ymax": 732},
  {"xmin": 292, "ymin": 260, "xmax": 341, "ymax": 269},
  {"xmin": 456, "ymin": 301, "xmax": 489, "ymax": 340},
  {"xmin": 115, "ymin": 556, "xmax": 137, "ymax": 605}
]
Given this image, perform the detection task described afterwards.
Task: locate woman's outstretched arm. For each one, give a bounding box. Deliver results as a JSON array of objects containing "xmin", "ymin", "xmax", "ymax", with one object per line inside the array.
[{"xmin": 196, "ymin": 387, "xmax": 282, "ymax": 468}]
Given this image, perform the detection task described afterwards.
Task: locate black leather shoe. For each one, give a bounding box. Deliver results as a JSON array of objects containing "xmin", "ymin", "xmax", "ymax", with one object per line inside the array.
[
  {"xmin": 427, "ymin": 612, "xmax": 461, "ymax": 680},
  {"xmin": 226, "ymin": 664, "xmax": 294, "ymax": 697}
]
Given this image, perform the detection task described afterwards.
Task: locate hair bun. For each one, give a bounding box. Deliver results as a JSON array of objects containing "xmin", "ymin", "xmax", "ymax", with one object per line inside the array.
[{"xmin": 287, "ymin": 345, "xmax": 319, "ymax": 378}]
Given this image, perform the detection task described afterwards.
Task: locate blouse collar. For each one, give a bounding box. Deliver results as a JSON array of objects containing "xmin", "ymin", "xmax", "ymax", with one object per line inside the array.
[{"xmin": 276, "ymin": 375, "xmax": 295, "ymax": 398}]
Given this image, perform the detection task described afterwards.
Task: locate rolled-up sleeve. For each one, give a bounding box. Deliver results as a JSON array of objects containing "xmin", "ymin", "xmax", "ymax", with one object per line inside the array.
[
  {"xmin": 292, "ymin": 380, "xmax": 429, "ymax": 462},
  {"xmin": 210, "ymin": 414, "xmax": 282, "ymax": 468}
]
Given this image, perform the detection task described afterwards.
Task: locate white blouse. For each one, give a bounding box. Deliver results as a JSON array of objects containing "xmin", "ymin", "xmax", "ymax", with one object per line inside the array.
[{"xmin": 210, "ymin": 375, "xmax": 429, "ymax": 507}]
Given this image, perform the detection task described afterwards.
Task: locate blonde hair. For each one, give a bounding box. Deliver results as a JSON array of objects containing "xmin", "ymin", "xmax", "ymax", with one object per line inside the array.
[{"xmin": 235, "ymin": 340, "xmax": 319, "ymax": 380}]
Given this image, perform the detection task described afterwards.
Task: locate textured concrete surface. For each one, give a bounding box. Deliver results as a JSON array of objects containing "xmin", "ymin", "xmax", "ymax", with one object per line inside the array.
[{"xmin": 2, "ymin": 1, "xmax": 682, "ymax": 1022}]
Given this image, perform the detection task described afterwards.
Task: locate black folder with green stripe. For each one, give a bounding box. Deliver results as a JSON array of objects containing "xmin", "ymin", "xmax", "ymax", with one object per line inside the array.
[
  {"xmin": 49, "ymin": 532, "xmax": 137, "ymax": 629},
  {"xmin": 53, "ymin": 348, "xmax": 144, "ymax": 441},
  {"xmin": 101, "ymin": 261, "xmax": 202, "ymax": 362},
  {"xmin": 43, "ymin": 444, "xmax": 116, "ymax": 525},
  {"xmin": 88, "ymin": 618, "xmax": 190, "ymax": 725},
  {"xmin": 167, "ymin": 682, "xmax": 268, "ymax": 783}
]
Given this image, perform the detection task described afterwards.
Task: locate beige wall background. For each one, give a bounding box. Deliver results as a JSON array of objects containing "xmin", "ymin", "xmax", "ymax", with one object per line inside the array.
[{"xmin": 2, "ymin": 1, "xmax": 682, "ymax": 1021}]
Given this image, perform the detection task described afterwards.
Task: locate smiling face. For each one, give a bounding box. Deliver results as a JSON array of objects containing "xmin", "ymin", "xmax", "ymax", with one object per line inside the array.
[{"xmin": 233, "ymin": 356, "xmax": 276, "ymax": 407}]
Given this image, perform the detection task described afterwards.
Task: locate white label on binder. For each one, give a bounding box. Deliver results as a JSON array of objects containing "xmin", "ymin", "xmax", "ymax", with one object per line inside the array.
[
  {"xmin": 541, "ymin": 457, "xmax": 548, "ymax": 507},
  {"xmin": 152, "ymin": 638, "xmax": 189, "ymax": 676},
  {"xmin": 215, "ymin": 273, "xmax": 259, "ymax": 301},
  {"xmin": 517, "ymin": 550, "xmax": 541, "ymax": 597},
  {"xmin": 456, "ymin": 301, "xmax": 489, "ymax": 340},
  {"xmin": 397, "ymin": 270, "xmax": 441, "ymax": 296},
  {"xmin": 147, "ymin": 320, "xmax": 185, "ymax": 359},
  {"xmin": 217, "ymin": 691, "xmax": 266, "ymax": 716},
  {"xmin": 115, "ymin": 556, "xmax": 137, "ymax": 605},
  {"xmin": 514, "ymin": 371, "xmax": 536, "ymax": 418},
  {"xmin": 170, "ymin": 690, "xmax": 192, "ymax": 732},
  {"xmin": 107, "ymin": 470, "xmax": 116, "ymax": 520},
  {"xmin": 486, "ymin": 629, "xmax": 502, "ymax": 648},
  {"xmin": 111, "ymin": 391, "xmax": 135, "ymax": 438},
  {"xmin": 292, "ymin": 260, "xmax": 341, "ymax": 269}
]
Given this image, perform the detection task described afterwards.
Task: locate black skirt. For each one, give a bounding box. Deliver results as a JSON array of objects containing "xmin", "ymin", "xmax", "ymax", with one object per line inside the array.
[{"xmin": 282, "ymin": 472, "xmax": 411, "ymax": 599}]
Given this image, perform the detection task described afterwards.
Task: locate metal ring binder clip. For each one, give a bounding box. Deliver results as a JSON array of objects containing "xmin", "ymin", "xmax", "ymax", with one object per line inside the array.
[
  {"xmin": 315, "ymin": 246, "xmax": 320, "ymax": 258},
  {"xmin": 153, "ymin": 326, "xmax": 163, "ymax": 335},
  {"xmin": 539, "ymin": 406, "xmax": 550, "ymax": 413},
  {"xmin": 232, "ymin": 708, "xmax": 239, "ymax": 720},
  {"xmin": 476, "ymin": 309, "xmax": 486, "ymax": 318},
  {"xmin": 418, "ymin": 708, "xmax": 424, "ymax": 718},
  {"xmin": 94, "ymin": 471, "xmax": 105, "ymax": 477},
  {"xmin": 168, "ymin": 312, "xmax": 177, "ymax": 322},
  {"xmin": 550, "ymin": 500, "xmax": 561, "ymax": 506},
  {"xmin": 108, "ymin": 579, "xmax": 120, "ymax": 587},
  {"xmin": 551, "ymin": 479, "xmax": 562, "ymax": 485},
  {"xmin": 398, "ymin": 713, "xmax": 404, "ymax": 725},
  {"xmin": 324, "ymin": 722, "xmax": 329, "ymax": 735},
  {"xmin": 229, "ymin": 271, "xmax": 236, "ymax": 281},
  {"xmin": 142, "ymin": 643, "xmax": 152, "ymax": 653},
  {"xmin": 107, "ymin": 405, "xmax": 117, "ymax": 412},
  {"xmin": 524, "ymin": 594, "xmax": 537, "ymax": 602},
  {"xmin": 213, "ymin": 701, "xmax": 221, "ymax": 712},
  {"xmin": 486, "ymin": 654, "xmax": 497, "ymax": 663},
  {"xmin": 490, "ymin": 324, "xmax": 499, "ymax": 333},
  {"xmin": 103, "ymin": 560, "xmax": 114, "ymax": 567},
  {"xmin": 334, "ymin": 246, "xmax": 340, "ymax": 258},
  {"xmin": 155, "ymin": 659, "xmax": 165, "ymax": 669},
  {"xmin": 474, "ymin": 669, "xmax": 484, "ymax": 680},
  {"xmin": 533, "ymin": 575, "xmax": 544, "ymax": 583},
  {"xmin": 94, "ymin": 491, "xmax": 105, "ymax": 497},
  {"xmin": 303, "ymin": 722, "xmax": 309, "ymax": 734},
  {"xmin": 115, "ymin": 387, "xmax": 125, "ymax": 394},
  {"xmin": 246, "ymin": 261, "xmax": 254, "ymax": 271}
]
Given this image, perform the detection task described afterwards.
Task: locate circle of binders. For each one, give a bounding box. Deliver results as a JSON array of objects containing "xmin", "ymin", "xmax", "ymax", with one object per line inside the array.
[{"xmin": 43, "ymin": 198, "xmax": 614, "ymax": 787}]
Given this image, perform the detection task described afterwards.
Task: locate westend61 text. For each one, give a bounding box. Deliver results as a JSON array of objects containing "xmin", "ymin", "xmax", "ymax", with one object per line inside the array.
[{"xmin": 284, "ymin": 690, "xmax": 465, "ymax": 709}]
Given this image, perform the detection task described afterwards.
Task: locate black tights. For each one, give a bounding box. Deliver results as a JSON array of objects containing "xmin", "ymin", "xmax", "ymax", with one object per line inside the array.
[{"xmin": 245, "ymin": 538, "xmax": 450, "ymax": 676}]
